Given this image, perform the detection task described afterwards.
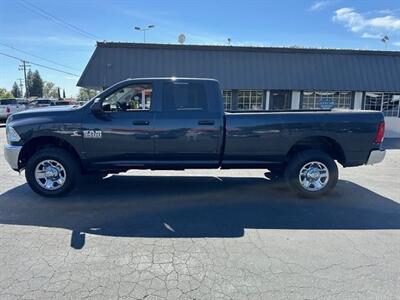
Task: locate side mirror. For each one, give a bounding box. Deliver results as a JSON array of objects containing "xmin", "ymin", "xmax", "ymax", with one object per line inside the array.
[{"xmin": 90, "ymin": 98, "xmax": 103, "ymax": 116}]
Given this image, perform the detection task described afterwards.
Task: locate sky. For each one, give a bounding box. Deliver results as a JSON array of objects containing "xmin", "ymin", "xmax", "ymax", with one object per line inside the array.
[{"xmin": 0, "ymin": 0, "xmax": 400, "ymax": 97}]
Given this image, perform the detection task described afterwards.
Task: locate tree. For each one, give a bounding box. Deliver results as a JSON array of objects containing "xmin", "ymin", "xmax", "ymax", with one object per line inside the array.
[
  {"xmin": 43, "ymin": 81, "xmax": 59, "ymax": 98},
  {"xmin": 26, "ymin": 69, "xmax": 33, "ymax": 97},
  {"xmin": 77, "ymin": 87, "xmax": 98, "ymax": 102},
  {"xmin": 57, "ymin": 87, "xmax": 61, "ymax": 99},
  {"xmin": 11, "ymin": 82, "xmax": 22, "ymax": 98},
  {"xmin": 63, "ymin": 89, "xmax": 66, "ymax": 99},
  {"xmin": 0, "ymin": 88, "xmax": 13, "ymax": 99},
  {"xmin": 27, "ymin": 70, "xmax": 43, "ymax": 97}
]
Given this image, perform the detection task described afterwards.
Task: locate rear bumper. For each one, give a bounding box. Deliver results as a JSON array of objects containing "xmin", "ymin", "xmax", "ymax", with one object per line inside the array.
[
  {"xmin": 366, "ymin": 149, "xmax": 386, "ymax": 165},
  {"xmin": 4, "ymin": 144, "xmax": 22, "ymax": 170}
]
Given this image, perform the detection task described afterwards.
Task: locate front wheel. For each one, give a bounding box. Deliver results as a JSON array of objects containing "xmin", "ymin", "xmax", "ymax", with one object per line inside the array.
[
  {"xmin": 285, "ymin": 150, "xmax": 338, "ymax": 198},
  {"xmin": 25, "ymin": 147, "xmax": 79, "ymax": 197}
]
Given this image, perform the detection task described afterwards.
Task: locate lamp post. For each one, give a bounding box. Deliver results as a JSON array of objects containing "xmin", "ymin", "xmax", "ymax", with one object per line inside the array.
[
  {"xmin": 134, "ymin": 25, "xmax": 155, "ymax": 43},
  {"xmin": 381, "ymin": 35, "xmax": 389, "ymax": 50}
]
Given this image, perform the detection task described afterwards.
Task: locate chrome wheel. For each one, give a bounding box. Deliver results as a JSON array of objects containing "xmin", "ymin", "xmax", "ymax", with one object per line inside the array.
[
  {"xmin": 298, "ymin": 161, "xmax": 329, "ymax": 192},
  {"xmin": 34, "ymin": 159, "xmax": 67, "ymax": 191}
]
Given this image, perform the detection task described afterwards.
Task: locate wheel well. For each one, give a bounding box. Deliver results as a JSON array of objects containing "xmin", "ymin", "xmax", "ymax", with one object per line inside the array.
[
  {"xmin": 287, "ymin": 136, "xmax": 346, "ymax": 165},
  {"xmin": 19, "ymin": 136, "xmax": 82, "ymax": 170}
]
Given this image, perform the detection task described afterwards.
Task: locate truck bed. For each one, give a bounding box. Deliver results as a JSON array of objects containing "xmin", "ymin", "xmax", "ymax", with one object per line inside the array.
[{"xmin": 223, "ymin": 110, "xmax": 384, "ymax": 167}]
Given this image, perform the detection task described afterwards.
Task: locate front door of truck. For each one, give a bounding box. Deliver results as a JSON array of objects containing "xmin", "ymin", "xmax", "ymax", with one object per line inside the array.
[
  {"xmin": 153, "ymin": 80, "xmax": 223, "ymax": 168},
  {"xmin": 83, "ymin": 82, "xmax": 155, "ymax": 168}
]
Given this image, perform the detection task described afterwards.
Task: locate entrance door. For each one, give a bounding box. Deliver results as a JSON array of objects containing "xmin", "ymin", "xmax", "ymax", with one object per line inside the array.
[
  {"xmin": 83, "ymin": 82, "xmax": 155, "ymax": 168},
  {"xmin": 270, "ymin": 90, "xmax": 292, "ymax": 110}
]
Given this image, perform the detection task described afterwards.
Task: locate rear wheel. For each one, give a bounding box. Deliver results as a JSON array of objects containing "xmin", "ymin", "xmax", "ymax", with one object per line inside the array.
[
  {"xmin": 285, "ymin": 150, "xmax": 338, "ymax": 198},
  {"xmin": 25, "ymin": 147, "xmax": 79, "ymax": 197}
]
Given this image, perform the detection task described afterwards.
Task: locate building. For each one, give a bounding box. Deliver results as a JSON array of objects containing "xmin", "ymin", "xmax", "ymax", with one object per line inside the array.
[{"xmin": 78, "ymin": 42, "xmax": 400, "ymax": 137}]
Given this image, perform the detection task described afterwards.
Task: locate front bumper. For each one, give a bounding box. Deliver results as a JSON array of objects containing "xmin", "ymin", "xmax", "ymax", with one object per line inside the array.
[
  {"xmin": 366, "ymin": 149, "xmax": 386, "ymax": 165},
  {"xmin": 4, "ymin": 144, "xmax": 22, "ymax": 170}
]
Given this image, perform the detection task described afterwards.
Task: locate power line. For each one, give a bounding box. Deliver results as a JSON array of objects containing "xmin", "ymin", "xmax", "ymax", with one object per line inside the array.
[
  {"xmin": 0, "ymin": 42, "xmax": 81, "ymax": 72},
  {"xmin": 0, "ymin": 52, "xmax": 80, "ymax": 77},
  {"xmin": 19, "ymin": 0, "xmax": 99, "ymax": 40}
]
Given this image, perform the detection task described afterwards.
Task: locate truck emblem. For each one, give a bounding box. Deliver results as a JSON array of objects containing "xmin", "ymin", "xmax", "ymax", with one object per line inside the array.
[{"xmin": 83, "ymin": 130, "xmax": 102, "ymax": 139}]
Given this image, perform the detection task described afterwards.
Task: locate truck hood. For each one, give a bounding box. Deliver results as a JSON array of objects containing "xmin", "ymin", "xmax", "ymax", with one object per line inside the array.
[
  {"xmin": 16, "ymin": 105, "xmax": 79, "ymax": 115},
  {"xmin": 7, "ymin": 105, "xmax": 82, "ymax": 124}
]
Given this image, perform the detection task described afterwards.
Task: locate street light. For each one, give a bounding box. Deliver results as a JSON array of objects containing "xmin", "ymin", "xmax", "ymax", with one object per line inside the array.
[
  {"xmin": 134, "ymin": 25, "xmax": 155, "ymax": 43},
  {"xmin": 381, "ymin": 35, "xmax": 389, "ymax": 50}
]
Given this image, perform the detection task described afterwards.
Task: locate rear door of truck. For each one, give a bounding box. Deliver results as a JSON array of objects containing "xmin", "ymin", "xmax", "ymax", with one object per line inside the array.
[{"xmin": 153, "ymin": 79, "xmax": 224, "ymax": 168}]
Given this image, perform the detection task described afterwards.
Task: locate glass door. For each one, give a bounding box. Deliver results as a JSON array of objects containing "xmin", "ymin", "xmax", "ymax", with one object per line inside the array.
[{"xmin": 270, "ymin": 90, "xmax": 292, "ymax": 110}]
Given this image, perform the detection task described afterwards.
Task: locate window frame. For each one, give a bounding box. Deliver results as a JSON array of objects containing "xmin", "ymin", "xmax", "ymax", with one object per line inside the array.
[
  {"xmin": 223, "ymin": 90, "xmax": 232, "ymax": 111},
  {"xmin": 237, "ymin": 90, "xmax": 263, "ymax": 111},
  {"xmin": 363, "ymin": 92, "xmax": 400, "ymax": 118},
  {"xmin": 301, "ymin": 91, "xmax": 353, "ymax": 110}
]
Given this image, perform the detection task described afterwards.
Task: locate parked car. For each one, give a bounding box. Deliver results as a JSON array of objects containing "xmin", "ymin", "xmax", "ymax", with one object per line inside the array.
[
  {"xmin": 0, "ymin": 98, "xmax": 27, "ymax": 121},
  {"xmin": 55, "ymin": 100, "xmax": 77, "ymax": 106},
  {"xmin": 29, "ymin": 99, "xmax": 57, "ymax": 108},
  {"xmin": 4, "ymin": 78, "xmax": 386, "ymax": 197}
]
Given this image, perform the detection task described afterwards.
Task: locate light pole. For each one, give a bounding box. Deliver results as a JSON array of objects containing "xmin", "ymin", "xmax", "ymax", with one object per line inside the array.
[
  {"xmin": 381, "ymin": 35, "xmax": 389, "ymax": 50},
  {"xmin": 134, "ymin": 25, "xmax": 155, "ymax": 43}
]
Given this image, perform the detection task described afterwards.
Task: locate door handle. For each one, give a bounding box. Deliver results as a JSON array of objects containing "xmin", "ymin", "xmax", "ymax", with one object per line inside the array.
[
  {"xmin": 132, "ymin": 120, "xmax": 150, "ymax": 125},
  {"xmin": 198, "ymin": 120, "xmax": 215, "ymax": 125}
]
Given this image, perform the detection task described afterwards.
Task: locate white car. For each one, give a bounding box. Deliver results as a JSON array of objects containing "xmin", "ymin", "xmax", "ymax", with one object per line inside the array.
[
  {"xmin": 0, "ymin": 98, "xmax": 27, "ymax": 121},
  {"xmin": 29, "ymin": 98, "xmax": 57, "ymax": 108}
]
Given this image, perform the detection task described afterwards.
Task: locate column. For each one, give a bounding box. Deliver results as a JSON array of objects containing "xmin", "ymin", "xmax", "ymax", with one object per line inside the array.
[{"xmin": 291, "ymin": 91, "xmax": 301, "ymax": 109}]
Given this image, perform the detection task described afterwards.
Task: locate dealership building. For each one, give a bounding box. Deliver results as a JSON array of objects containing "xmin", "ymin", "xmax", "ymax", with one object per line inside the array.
[{"xmin": 78, "ymin": 42, "xmax": 400, "ymax": 137}]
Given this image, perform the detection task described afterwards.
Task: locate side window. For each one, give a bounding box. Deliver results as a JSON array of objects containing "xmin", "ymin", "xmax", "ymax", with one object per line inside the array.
[
  {"xmin": 163, "ymin": 82, "xmax": 208, "ymax": 111},
  {"xmin": 102, "ymin": 84, "xmax": 152, "ymax": 112}
]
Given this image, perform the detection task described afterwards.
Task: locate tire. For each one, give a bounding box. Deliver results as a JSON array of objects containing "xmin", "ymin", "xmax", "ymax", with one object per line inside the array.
[
  {"xmin": 285, "ymin": 150, "xmax": 338, "ymax": 198},
  {"xmin": 25, "ymin": 147, "xmax": 80, "ymax": 197}
]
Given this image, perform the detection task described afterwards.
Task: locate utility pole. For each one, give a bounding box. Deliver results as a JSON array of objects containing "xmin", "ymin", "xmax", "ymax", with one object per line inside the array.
[
  {"xmin": 18, "ymin": 78, "xmax": 24, "ymax": 97},
  {"xmin": 18, "ymin": 60, "xmax": 30, "ymax": 98}
]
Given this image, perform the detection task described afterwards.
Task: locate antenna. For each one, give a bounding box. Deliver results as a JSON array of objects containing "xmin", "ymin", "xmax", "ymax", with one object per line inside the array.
[{"xmin": 178, "ymin": 33, "xmax": 186, "ymax": 45}]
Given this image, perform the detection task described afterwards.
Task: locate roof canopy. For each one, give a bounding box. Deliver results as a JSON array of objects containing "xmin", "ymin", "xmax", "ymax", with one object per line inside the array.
[{"xmin": 78, "ymin": 42, "xmax": 400, "ymax": 92}]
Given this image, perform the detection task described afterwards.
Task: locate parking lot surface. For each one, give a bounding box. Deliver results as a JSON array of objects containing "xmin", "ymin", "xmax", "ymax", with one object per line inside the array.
[{"xmin": 0, "ymin": 128, "xmax": 399, "ymax": 299}]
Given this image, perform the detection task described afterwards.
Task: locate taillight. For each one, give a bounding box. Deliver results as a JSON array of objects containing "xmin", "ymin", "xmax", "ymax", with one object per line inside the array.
[
  {"xmin": 6, "ymin": 106, "xmax": 10, "ymax": 113},
  {"xmin": 375, "ymin": 121, "xmax": 385, "ymax": 144}
]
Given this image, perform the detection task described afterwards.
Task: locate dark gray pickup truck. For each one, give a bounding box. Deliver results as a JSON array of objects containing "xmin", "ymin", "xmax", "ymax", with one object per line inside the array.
[{"xmin": 4, "ymin": 78, "xmax": 386, "ymax": 198}]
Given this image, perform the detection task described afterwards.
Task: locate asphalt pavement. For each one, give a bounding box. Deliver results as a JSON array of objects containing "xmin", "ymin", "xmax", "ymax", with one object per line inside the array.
[{"xmin": 0, "ymin": 128, "xmax": 399, "ymax": 299}]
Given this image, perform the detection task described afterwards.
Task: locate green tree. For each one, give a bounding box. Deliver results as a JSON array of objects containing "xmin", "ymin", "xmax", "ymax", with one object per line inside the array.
[
  {"xmin": 0, "ymin": 88, "xmax": 13, "ymax": 99},
  {"xmin": 43, "ymin": 81, "xmax": 59, "ymax": 98},
  {"xmin": 77, "ymin": 87, "xmax": 98, "ymax": 102},
  {"xmin": 27, "ymin": 70, "xmax": 43, "ymax": 97},
  {"xmin": 26, "ymin": 69, "xmax": 33, "ymax": 97},
  {"xmin": 63, "ymin": 89, "xmax": 66, "ymax": 99},
  {"xmin": 11, "ymin": 82, "xmax": 22, "ymax": 98}
]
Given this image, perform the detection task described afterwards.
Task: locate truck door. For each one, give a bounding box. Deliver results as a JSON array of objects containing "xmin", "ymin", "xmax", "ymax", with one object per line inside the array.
[
  {"xmin": 153, "ymin": 80, "xmax": 224, "ymax": 168},
  {"xmin": 83, "ymin": 82, "xmax": 155, "ymax": 168}
]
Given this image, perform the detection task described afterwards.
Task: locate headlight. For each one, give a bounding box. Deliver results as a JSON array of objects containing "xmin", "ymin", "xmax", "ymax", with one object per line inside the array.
[{"xmin": 6, "ymin": 126, "xmax": 21, "ymax": 143}]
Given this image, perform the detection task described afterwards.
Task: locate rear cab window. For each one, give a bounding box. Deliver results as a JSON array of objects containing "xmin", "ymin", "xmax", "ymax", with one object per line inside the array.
[{"xmin": 162, "ymin": 82, "xmax": 208, "ymax": 111}]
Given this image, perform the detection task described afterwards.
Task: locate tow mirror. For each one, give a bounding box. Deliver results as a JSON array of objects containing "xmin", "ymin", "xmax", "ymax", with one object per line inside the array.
[{"xmin": 90, "ymin": 98, "xmax": 103, "ymax": 115}]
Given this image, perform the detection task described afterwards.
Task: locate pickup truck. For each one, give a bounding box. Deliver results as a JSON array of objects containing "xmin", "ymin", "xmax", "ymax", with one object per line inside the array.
[{"xmin": 4, "ymin": 78, "xmax": 386, "ymax": 198}]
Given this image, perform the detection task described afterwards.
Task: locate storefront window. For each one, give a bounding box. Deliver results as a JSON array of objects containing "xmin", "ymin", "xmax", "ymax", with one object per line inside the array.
[
  {"xmin": 223, "ymin": 90, "xmax": 232, "ymax": 110},
  {"xmin": 302, "ymin": 92, "xmax": 352, "ymax": 109},
  {"xmin": 237, "ymin": 90, "xmax": 263, "ymax": 110},
  {"xmin": 364, "ymin": 92, "xmax": 400, "ymax": 117}
]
